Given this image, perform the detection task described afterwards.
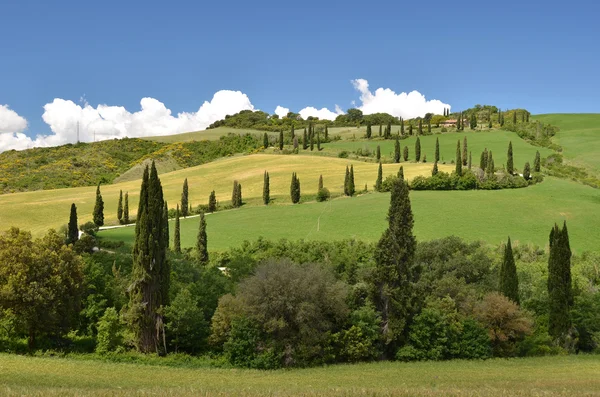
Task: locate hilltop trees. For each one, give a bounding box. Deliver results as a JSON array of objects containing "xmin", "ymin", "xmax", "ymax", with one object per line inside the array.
[
  {"xmin": 548, "ymin": 222, "xmax": 573, "ymax": 343},
  {"xmin": 534, "ymin": 151, "xmax": 541, "ymax": 172},
  {"xmin": 507, "ymin": 141, "xmax": 514, "ymax": 175},
  {"xmin": 232, "ymin": 181, "xmax": 242, "ymax": 208},
  {"xmin": 375, "ymin": 162, "xmax": 383, "ymax": 191},
  {"xmin": 415, "ymin": 137, "xmax": 421, "ymax": 162},
  {"xmin": 470, "ymin": 113, "xmax": 477, "ymax": 130},
  {"xmin": 263, "ymin": 171, "xmax": 270, "ymax": 205},
  {"xmin": 93, "ymin": 184, "xmax": 104, "ymax": 227},
  {"xmin": 394, "ymin": 139, "xmax": 401, "ymax": 163},
  {"xmin": 181, "ymin": 179, "xmax": 189, "ymax": 217},
  {"xmin": 123, "ymin": 192, "xmax": 129, "ymax": 224},
  {"xmin": 455, "ymin": 140, "xmax": 462, "ymax": 175},
  {"xmin": 117, "ymin": 190, "xmax": 123, "ymax": 224},
  {"xmin": 197, "ymin": 212, "xmax": 209, "ymax": 266},
  {"xmin": 67, "ymin": 203, "xmax": 79, "ymax": 245},
  {"xmin": 126, "ymin": 162, "xmax": 170, "ymax": 354},
  {"xmin": 499, "ymin": 237, "xmax": 519, "ymax": 305},
  {"xmin": 174, "ymin": 205, "xmax": 181, "ymax": 254},
  {"xmin": 371, "ymin": 177, "xmax": 417, "ymax": 355},
  {"xmin": 290, "ymin": 173, "xmax": 301, "ymax": 204}
]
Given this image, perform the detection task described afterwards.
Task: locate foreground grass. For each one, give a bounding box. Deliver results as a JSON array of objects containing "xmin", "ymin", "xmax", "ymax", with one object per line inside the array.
[
  {"xmin": 0, "ymin": 154, "xmax": 446, "ymax": 236},
  {"xmin": 101, "ymin": 177, "xmax": 600, "ymax": 253},
  {"xmin": 0, "ymin": 354, "xmax": 598, "ymax": 396}
]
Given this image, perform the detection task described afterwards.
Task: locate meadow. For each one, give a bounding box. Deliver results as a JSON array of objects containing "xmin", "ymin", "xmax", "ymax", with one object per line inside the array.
[
  {"xmin": 1, "ymin": 354, "xmax": 598, "ymax": 396},
  {"xmin": 101, "ymin": 176, "xmax": 600, "ymax": 253}
]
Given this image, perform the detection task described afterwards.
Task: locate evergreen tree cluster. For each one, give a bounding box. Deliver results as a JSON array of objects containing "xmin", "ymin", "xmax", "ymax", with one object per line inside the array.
[
  {"xmin": 232, "ymin": 181, "xmax": 243, "ymax": 208},
  {"xmin": 290, "ymin": 173, "xmax": 301, "ymax": 204},
  {"xmin": 547, "ymin": 222, "xmax": 573, "ymax": 343},
  {"xmin": 344, "ymin": 165, "xmax": 356, "ymax": 196}
]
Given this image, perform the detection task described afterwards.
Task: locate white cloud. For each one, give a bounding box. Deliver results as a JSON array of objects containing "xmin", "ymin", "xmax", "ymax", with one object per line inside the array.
[
  {"xmin": 0, "ymin": 90, "xmax": 254, "ymax": 152},
  {"xmin": 274, "ymin": 106, "xmax": 289, "ymax": 118},
  {"xmin": 0, "ymin": 105, "xmax": 32, "ymax": 151},
  {"xmin": 298, "ymin": 106, "xmax": 343, "ymax": 121},
  {"xmin": 351, "ymin": 79, "xmax": 450, "ymax": 119}
]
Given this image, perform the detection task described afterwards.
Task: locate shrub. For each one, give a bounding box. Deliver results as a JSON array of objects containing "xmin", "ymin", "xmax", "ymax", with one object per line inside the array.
[
  {"xmin": 165, "ymin": 288, "xmax": 209, "ymax": 354},
  {"xmin": 316, "ymin": 187, "xmax": 331, "ymax": 202},
  {"xmin": 380, "ymin": 175, "xmax": 399, "ymax": 192},
  {"xmin": 73, "ymin": 234, "xmax": 97, "ymax": 254},
  {"xmin": 80, "ymin": 221, "xmax": 99, "ymax": 236},
  {"xmin": 338, "ymin": 150, "xmax": 349, "ymax": 158},
  {"xmin": 96, "ymin": 307, "xmax": 124, "ymax": 355}
]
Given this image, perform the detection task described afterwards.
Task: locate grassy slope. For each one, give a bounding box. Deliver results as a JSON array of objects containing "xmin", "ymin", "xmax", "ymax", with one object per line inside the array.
[
  {"xmin": 101, "ymin": 176, "xmax": 600, "ymax": 253},
  {"xmin": 1, "ymin": 354, "xmax": 598, "ymax": 396},
  {"xmin": 145, "ymin": 126, "xmax": 265, "ymax": 143},
  {"xmin": 0, "ymin": 154, "xmax": 446, "ymax": 236},
  {"xmin": 323, "ymin": 129, "xmax": 554, "ymax": 170},
  {"xmin": 534, "ymin": 113, "xmax": 600, "ymax": 174}
]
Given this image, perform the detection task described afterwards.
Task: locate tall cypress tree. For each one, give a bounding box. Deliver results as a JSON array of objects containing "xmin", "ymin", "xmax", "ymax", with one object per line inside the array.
[
  {"xmin": 488, "ymin": 116, "xmax": 493, "ymax": 129},
  {"xmin": 371, "ymin": 177, "xmax": 417, "ymax": 355},
  {"xmin": 67, "ymin": 203, "xmax": 79, "ymax": 244},
  {"xmin": 173, "ymin": 205, "xmax": 181, "ymax": 254},
  {"xmin": 349, "ymin": 165, "xmax": 356, "ymax": 196},
  {"xmin": 418, "ymin": 119, "xmax": 423, "ymax": 135},
  {"xmin": 534, "ymin": 151, "xmax": 541, "ymax": 172},
  {"xmin": 468, "ymin": 151, "xmax": 472, "ymax": 170},
  {"xmin": 379, "ymin": 124, "xmax": 382, "ymax": 137},
  {"xmin": 480, "ymin": 148, "xmax": 488, "ymax": 170},
  {"xmin": 415, "ymin": 137, "xmax": 421, "ymax": 162},
  {"xmin": 403, "ymin": 146, "xmax": 409, "ymax": 161},
  {"xmin": 499, "ymin": 237, "xmax": 519, "ymax": 304},
  {"xmin": 93, "ymin": 184, "xmax": 104, "ymax": 227},
  {"xmin": 376, "ymin": 145, "xmax": 381, "ymax": 161},
  {"xmin": 507, "ymin": 141, "xmax": 514, "ymax": 174},
  {"xmin": 366, "ymin": 123, "xmax": 372, "ymax": 139},
  {"xmin": 435, "ymin": 137, "xmax": 440, "ymax": 162},
  {"xmin": 127, "ymin": 162, "xmax": 169, "ymax": 354},
  {"xmin": 375, "ymin": 162, "xmax": 383, "ymax": 191},
  {"xmin": 408, "ymin": 123, "xmax": 413, "ymax": 135},
  {"xmin": 208, "ymin": 190, "xmax": 217, "ymax": 212},
  {"xmin": 397, "ymin": 165, "xmax": 404, "ymax": 180},
  {"xmin": 117, "ymin": 190, "xmax": 123, "ymax": 224},
  {"xmin": 486, "ymin": 151, "xmax": 495, "ymax": 178},
  {"xmin": 462, "ymin": 137, "xmax": 468, "ymax": 166},
  {"xmin": 232, "ymin": 181, "xmax": 242, "ymax": 208},
  {"xmin": 394, "ymin": 138, "xmax": 400, "ymax": 163},
  {"xmin": 324, "ymin": 125, "xmax": 328, "ymax": 140},
  {"xmin": 263, "ymin": 132, "xmax": 269, "ymax": 149},
  {"xmin": 290, "ymin": 173, "xmax": 301, "ymax": 204},
  {"xmin": 523, "ymin": 162, "xmax": 531, "ymax": 180},
  {"xmin": 427, "ymin": 120, "xmax": 432, "ymax": 134},
  {"xmin": 163, "ymin": 201, "xmax": 169, "ymax": 249},
  {"xmin": 181, "ymin": 178, "xmax": 189, "ymax": 217},
  {"xmin": 548, "ymin": 222, "xmax": 573, "ymax": 342},
  {"xmin": 279, "ymin": 131, "xmax": 284, "ymax": 150},
  {"xmin": 197, "ymin": 212, "xmax": 208, "ymax": 266},
  {"xmin": 470, "ymin": 113, "xmax": 477, "ymax": 130},
  {"xmin": 263, "ymin": 171, "xmax": 270, "ymax": 205},
  {"xmin": 344, "ymin": 166, "xmax": 350, "ymax": 196},
  {"xmin": 455, "ymin": 140, "xmax": 462, "ymax": 175},
  {"xmin": 512, "ymin": 111, "xmax": 517, "ymax": 124},
  {"xmin": 310, "ymin": 131, "xmax": 314, "ymax": 151},
  {"xmin": 432, "ymin": 161, "xmax": 439, "ymax": 176},
  {"xmin": 317, "ymin": 133, "xmax": 321, "ymax": 151},
  {"xmin": 303, "ymin": 128, "xmax": 308, "ymax": 150},
  {"xmin": 401, "ymin": 120, "xmax": 405, "ymax": 135},
  {"xmin": 318, "ymin": 174, "xmax": 324, "ymax": 190},
  {"xmin": 123, "ymin": 192, "xmax": 129, "ymax": 224}
]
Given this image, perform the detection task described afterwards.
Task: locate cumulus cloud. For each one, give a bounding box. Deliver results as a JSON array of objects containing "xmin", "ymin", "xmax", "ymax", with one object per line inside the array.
[
  {"xmin": 0, "ymin": 105, "xmax": 32, "ymax": 151},
  {"xmin": 298, "ymin": 106, "xmax": 343, "ymax": 121},
  {"xmin": 274, "ymin": 106, "xmax": 289, "ymax": 118},
  {"xmin": 0, "ymin": 90, "xmax": 254, "ymax": 152},
  {"xmin": 351, "ymin": 79, "xmax": 450, "ymax": 119}
]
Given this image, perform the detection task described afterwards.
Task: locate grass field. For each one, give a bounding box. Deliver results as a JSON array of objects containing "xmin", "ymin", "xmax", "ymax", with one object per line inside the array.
[
  {"xmin": 145, "ymin": 126, "xmax": 267, "ymax": 143},
  {"xmin": 322, "ymin": 129, "xmax": 553, "ymax": 171},
  {"xmin": 534, "ymin": 114, "xmax": 600, "ymax": 175},
  {"xmin": 0, "ymin": 154, "xmax": 447, "ymax": 236},
  {"xmin": 101, "ymin": 176, "xmax": 600, "ymax": 253},
  {"xmin": 0, "ymin": 354, "xmax": 598, "ymax": 396}
]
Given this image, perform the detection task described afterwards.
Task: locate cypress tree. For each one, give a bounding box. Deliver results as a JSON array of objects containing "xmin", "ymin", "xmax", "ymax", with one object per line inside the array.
[
  {"xmin": 303, "ymin": 128, "xmax": 308, "ymax": 150},
  {"xmin": 324, "ymin": 125, "xmax": 328, "ymax": 140},
  {"xmin": 279, "ymin": 131, "xmax": 284, "ymax": 150},
  {"xmin": 521, "ymin": 112, "xmax": 525, "ymax": 123},
  {"xmin": 468, "ymin": 151, "xmax": 472, "ymax": 170},
  {"xmin": 394, "ymin": 138, "xmax": 400, "ymax": 163},
  {"xmin": 181, "ymin": 178, "xmax": 189, "ymax": 217},
  {"xmin": 401, "ymin": 120, "xmax": 405, "ymax": 135},
  {"xmin": 127, "ymin": 162, "xmax": 169, "ymax": 354},
  {"xmin": 507, "ymin": 141, "xmax": 514, "ymax": 175},
  {"xmin": 499, "ymin": 237, "xmax": 520, "ymax": 304},
  {"xmin": 432, "ymin": 161, "xmax": 439, "ymax": 176},
  {"xmin": 379, "ymin": 124, "xmax": 382, "ymax": 137},
  {"xmin": 435, "ymin": 137, "xmax": 440, "ymax": 162},
  {"xmin": 455, "ymin": 140, "xmax": 462, "ymax": 175},
  {"xmin": 371, "ymin": 177, "xmax": 417, "ymax": 355},
  {"xmin": 317, "ymin": 133, "xmax": 321, "ymax": 151},
  {"xmin": 208, "ymin": 190, "xmax": 217, "ymax": 212},
  {"xmin": 232, "ymin": 181, "xmax": 240, "ymax": 208},
  {"xmin": 534, "ymin": 151, "xmax": 541, "ymax": 172},
  {"xmin": 523, "ymin": 162, "xmax": 531, "ymax": 180},
  {"xmin": 403, "ymin": 146, "xmax": 409, "ymax": 161},
  {"xmin": 512, "ymin": 111, "xmax": 517, "ymax": 124},
  {"xmin": 310, "ymin": 131, "xmax": 314, "ymax": 151},
  {"xmin": 263, "ymin": 132, "xmax": 269, "ymax": 149},
  {"xmin": 526, "ymin": 112, "xmax": 530, "ymax": 123},
  {"xmin": 415, "ymin": 137, "xmax": 421, "ymax": 162},
  {"xmin": 418, "ymin": 119, "xmax": 423, "ymax": 135},
  {"xmin": 290, "ymin": 173, "xmax": 301, "ymax": 204},
  {"xmin": 488, "ymin": 117, "xmax": 493, "ymax": 129},
  {"xmin": 480, "ymin": 148, "xmax": 488, "ymax": 170},
  {"xmin": 428, "ymin": 120, "xmax": 432, "ymax": 134},
  {"xmin": 375, "ymin": 162, "xmax": 383, "ymax": 191},
  {"xmin": 387, "ymin": 122, "xmax": 392, "ymax": 139},
  {"xmin": 548, "ymin": 222, "xmax": 573, "ymax": 342},
  {"xmin": 117, "ymin": 190, "xmax": 123, "ymax": 224},
  {"xmin": 93, "ymin": 184, "xmax": 104, "ymax": 227},
  {"xmin": 486, "ymin": 151, "xmax": 495, "ymax": 178},
  {"xmin": 173, "ymin": 205, "xmax": 181, "ymax": 254},
  {"xmin": 462, "ymin": 136, "xmax": 468, "ymax": 166},
  {"xmin": 366, "ymin": 123, "xmax": 372, "ymax": 139},
  {"xmin": 197, "ymin": 212, "xmax": 208, "ymax": 266},
  {"xmin": 344, "ymin": 166, "xmax": 350, "ymax": 196},
  {"xmin": 123, "ymin": 193, "xmax": 129, "ymax": 224},
  {"xmin": 349, "ymin": 165, "xmax": 356, "ymax": 196},
  {"xmin": 237, "ymin": 183, "xmax": 243, "ymax": 207},
  {"xmin": 376, "ymin": 145, "xmax": 381, "ymax": 161},
  {"xmin": 293, "ymin": 136, "xmax": 299, "ymax": 150},
  {"xmin": 263, "ymin": 171, "xmax": 270, "ymax": 205},
  {"xmin": 470, "ymin": 113, "xmax": 477, "ymax": 130},
  {"xmin": 318, "ymin": 174, "xmax": 323, "ymax": 190},
  {"xmin": 408, "ymin": 123, "xmax": 413, "ymax": 135},
  {"xmin": 163, "ymin": 201, "xmax": 169, "ymax": 249},
  {"xmin": 67, "ymin": 203, "xmax": 79, "ymax": 244},
  {"xmin": 500, "ymin": 111, "xmax": 505, "ymax": 126},
  {"xmin": 397, "ymin": 165, "xmax": 404, "ymax": 180},
  {"xmin": 291, "ymin": 125, "xmax": 295, "ymax": 141}
]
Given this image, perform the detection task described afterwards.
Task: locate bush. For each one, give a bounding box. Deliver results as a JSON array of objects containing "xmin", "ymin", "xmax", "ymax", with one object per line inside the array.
[
  {"xmin": 80, "ymin": 221, "xmax": 99, "ymax": 236},
  {"xmin": 316, "ymin": 187, "xmax": 331, "ymax": 202},
  {"xmin": 73, "ymin": 234, "xmax": 97, "ymax": 254},
  {"xmin": 96, "ymin": 307, "xmax": 124, "ymax": 355},
  {"xmin": 165, "ymin": 288, "xmax": 209, "ymax": 354},
  {"xmin": 338, "ymin": 150, "xmax": 349, "ymax": 158},
  {"xmin": 380, "ymin": 175, "xmax": 399, "ymax": 192}
]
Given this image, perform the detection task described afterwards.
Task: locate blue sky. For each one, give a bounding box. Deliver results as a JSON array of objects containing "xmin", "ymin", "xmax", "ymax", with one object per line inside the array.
[{"xmin": 0, "ymin": 0, "xmax": 598, "ymax": 148}]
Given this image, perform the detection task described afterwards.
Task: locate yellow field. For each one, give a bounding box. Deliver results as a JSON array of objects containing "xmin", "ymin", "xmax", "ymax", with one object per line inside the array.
[{"xmin": 0, "ymin": 154, "xmax": 447, "ymax": 236}]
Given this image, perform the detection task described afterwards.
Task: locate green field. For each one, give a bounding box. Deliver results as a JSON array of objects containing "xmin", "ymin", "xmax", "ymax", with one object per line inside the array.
[
  {"xmin": 322, "ymin": 129, "xmax": 553, "ymax": 170},
  {"xmin": 0, "ymin": 354, "xmax": 598, "ymax": 396},
  {"xmin": 534, "ymin": 114, "xmax": 600, "ymax": 174},
  {"xmin": 144, "ymin": 126, "xmax": 267, "ymax": 143},
  {"xmin": 101, "ymin": 176, "xmax": 600, "ymax": 253},
  {"xmin": 0, "ymin": 154, "xmax": 445, "ymax": 236}
]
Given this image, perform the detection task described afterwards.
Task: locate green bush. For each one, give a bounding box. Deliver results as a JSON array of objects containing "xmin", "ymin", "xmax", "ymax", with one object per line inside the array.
[
  {"xmin": 80, "ymin": 221, "xmax": 99, "ymax": 236},
  {"xmin": 338, "ymin": 150, "xmax": 349, "ymax": 158},
  {"xmin": 316, "ymin": 187, "xmax": 331, "ymax": 202},
  {"xmin": 96, "ymin": 307, "xmax": 124, "ymax": 355},
  {"xmin": 380, "ymin": 175, "xmax": 399, "ymax": 192}
]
